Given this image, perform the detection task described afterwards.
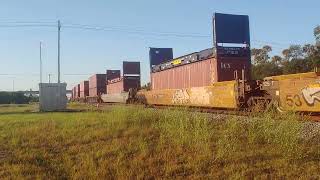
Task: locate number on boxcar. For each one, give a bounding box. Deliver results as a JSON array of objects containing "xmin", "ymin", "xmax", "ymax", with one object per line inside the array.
[{"xmin": 286, "ymin": 94, "xmax": 302, "ymax": 107}]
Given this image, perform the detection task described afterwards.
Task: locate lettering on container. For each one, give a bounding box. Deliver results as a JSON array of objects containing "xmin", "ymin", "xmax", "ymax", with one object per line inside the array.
[{"xmin": 221, "ymin": 63, "xmax": 231, "ymax": 69}]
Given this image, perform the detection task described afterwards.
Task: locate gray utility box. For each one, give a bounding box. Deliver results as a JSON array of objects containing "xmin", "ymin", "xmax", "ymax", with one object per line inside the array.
[{"xmin": 39, "ymin": 83, "xmax": 67, "ymax": 111}]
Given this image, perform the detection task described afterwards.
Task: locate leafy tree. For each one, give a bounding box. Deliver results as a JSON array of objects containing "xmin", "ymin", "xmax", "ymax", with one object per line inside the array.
[
  {"xmin": 251, "ymin": 25, "xmax": 320, "ymax": 79},
  {"xmin": 303, "ymin": 44, "xmax": 320, "ymax": 68},
  {"xmin": 0, "ymin": 92, "xmax": 33, "ymax": 104},
  {"xmin": 282, "ymin": 45, "xmax": 304, "ymax": 61},
  {"xmin": 281, "ymin": 45, "xmax": 314, "ymax": 74},
  {"xmin": 282, "ymin": 58, "xmax": 313, "ymax": 74},
  {"xmin": 252, "ymin": 61, "xmax": 282, "ymax": 80},
  {"xmin": 271, "ymin": 55, "xmax": 283, "ymax": 66},
  {"xmin": 251, "ymin": 45, "xmax": 272, "ymax": 64},
  {"xmin": 251, "ymin": 46, "xmax": 284, "ymax": 79},
  {"xmin": 314, "ymin": 25, "xmax": 320, "ymax": 45}
]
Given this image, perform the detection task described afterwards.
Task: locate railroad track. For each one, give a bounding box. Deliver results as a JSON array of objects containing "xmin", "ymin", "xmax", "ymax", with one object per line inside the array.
[{"xmin": 89, "ymin": 102, "xmax": 320, "ymax": 122}]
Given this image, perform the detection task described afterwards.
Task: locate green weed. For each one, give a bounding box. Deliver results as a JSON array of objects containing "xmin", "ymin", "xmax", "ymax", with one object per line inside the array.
[{"xmin": 0, "ymin": 104, "xmax": 319, "ymax": 179}]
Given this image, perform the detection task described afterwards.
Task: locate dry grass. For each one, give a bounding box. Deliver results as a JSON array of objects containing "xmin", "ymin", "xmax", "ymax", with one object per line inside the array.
[{"xmin": 0, "ymin": 104, "xmax": 319, "ymax": 179}]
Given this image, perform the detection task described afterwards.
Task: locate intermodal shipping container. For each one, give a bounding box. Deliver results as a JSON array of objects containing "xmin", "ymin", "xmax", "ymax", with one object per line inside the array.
[
  {"xmin": 80, "ymin": 81, "xmax": 89, "ymax": 98},
  {"xmin": 107, "ymin": 76, "xmax": 140, "ymax": 94},
  {"xmin": 74, "ymin": 84, "xmax": 80, "ymax": 98},
  {"xmin": 89, "ymin": 74, "xmax": 106, "ymax": 97},
  {"xmin": 150, "ymin": 47, "xmax": 251, "ymax": 90},
  {"xmin": 89, "ymin": 74, "xmax": 106, "ymax": 88},
  {"xmin": 151, "ymin": 58, "xmax": 213, "ymax": 90},
  {"xmin": 73, "ymin": 87, "xmax": 76, "ymax": 99},
  {"xmin": 73, "ymin": 86, "xmax": 76, "ymax": 99},
  {"xmin": 216, "ymin": 56, "xmax": 251, "ymax": 82},
  {"xmin": 89, "ymin": 87, "xmax": 106, "ymax": 97},
  {"xmin": 77, "ymin": 84, "xmax": 80, "ymax": 98},
  {"xmin": 123, "ymin": 61, "xmax": 141, "ymax": 75},
  {"xmin": 74, "ymin": 86, "xmax": 77, "ymax": 99},
  {"xmin": 71, "ymin": 87, "xmax": 74, "ymax": 99},
  {"xmin": 106, "ymin": 70, "xmax": 121, "ymax": 81},
  {"xmin": 107, "ymin": 78, "xmax": 124, "ymax": 94}
]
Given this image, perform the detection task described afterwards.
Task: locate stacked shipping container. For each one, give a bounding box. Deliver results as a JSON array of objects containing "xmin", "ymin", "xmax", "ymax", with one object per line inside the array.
[
  {"xmin": 107, "ymin": 76, "xmax": 140, "ymax": 94},
  {"xmin": 71, "ymin": 87, "xmax": 75, "ymax": 99},
  {"xmin": 106, "ymin": 62, "xmax": 141, "ymax": 94},
  {"xmin": 80, "ymin": 81, "xmax": 89, "ymax": 98},
  {"xmin": 149, "ymin": 13, "xmax": 251, "ymax": 91},
  {"xmin": 150, "ymin": 49, "xmax": 250, "ymax": 90},
  {"xmin": 89, "ymin": 74, "xmax": 106, "ymax": 97},
  {"xmin": 73, "ymin": 84, "xmax": 80, "ymax": 99},
  {"xmin": 106, "ymin": 70, "xmax": 121, "ymax": 81}
]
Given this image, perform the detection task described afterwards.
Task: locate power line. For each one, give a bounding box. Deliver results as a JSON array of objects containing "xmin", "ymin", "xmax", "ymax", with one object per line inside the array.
[
  {"xmin": 0, "ymin": 21, "xmax": 55, "ymax": 24},
  {"xmin": 0, "ymin": 73, "xmax": 92, "ymax": 76},
  {"xmin": 0, "ymin": 24, "xmax": 56, "ymax": 28},
  {"xmin": 0, "ymin": 21, "xmax": 300, "ymax": 46},
  {"xmin": 63, "ymin": 25, "xmax": 210, "ymax": 38},
  {"xmin": 64, "ymin": 22, "xmax": 209, "ymax": 36}
]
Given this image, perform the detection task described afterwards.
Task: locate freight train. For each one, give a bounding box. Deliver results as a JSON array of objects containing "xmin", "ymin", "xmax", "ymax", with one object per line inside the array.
[{"xmin": 71, "ymin": 13, "xmax": 320, "ymax": 113}]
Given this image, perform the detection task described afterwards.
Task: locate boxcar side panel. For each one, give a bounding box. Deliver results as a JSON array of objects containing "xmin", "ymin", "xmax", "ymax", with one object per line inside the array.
[
  {"xmin": 278, "ymin": 77, "xmax": 320, "ymax": 112},
  {"xmin": 138, "ymin": 81, "xmax": 238, "ymax": 109}
]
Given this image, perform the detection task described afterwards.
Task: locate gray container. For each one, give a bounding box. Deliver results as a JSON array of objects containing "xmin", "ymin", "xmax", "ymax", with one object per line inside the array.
[{"xmin": 39, "ymin": 83, "xmax": 67, "ymax": 111}]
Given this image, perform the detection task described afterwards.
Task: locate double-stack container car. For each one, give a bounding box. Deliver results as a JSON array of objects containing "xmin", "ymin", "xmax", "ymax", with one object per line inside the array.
[
  {"xmin": 102, "ymin": 61, "xmax": 141, "ymax": 103},
  {"xmin": 136, "ymin": 13, "xmax": 255, "ymax": 110}
]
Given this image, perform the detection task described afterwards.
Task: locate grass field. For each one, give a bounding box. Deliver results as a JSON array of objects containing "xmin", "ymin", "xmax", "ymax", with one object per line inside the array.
[{"xmin": 0, "ymin": 103, "xmax": 319, "ymax": 179}]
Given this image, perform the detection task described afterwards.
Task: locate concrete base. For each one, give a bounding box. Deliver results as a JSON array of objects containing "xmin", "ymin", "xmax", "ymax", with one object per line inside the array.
[{"xmin": 39, "ymin": 83, "xmax": 67, "ymax": 111}]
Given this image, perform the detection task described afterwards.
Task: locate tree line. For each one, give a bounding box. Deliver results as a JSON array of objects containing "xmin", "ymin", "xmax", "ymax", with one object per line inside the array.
[
  {"xmin": 0, "ymin": 92, "xmax": 38, "ymax": 104},
  {"xmin": 251, "ymin": 25, "xmax": 320, "ymax": 80}
]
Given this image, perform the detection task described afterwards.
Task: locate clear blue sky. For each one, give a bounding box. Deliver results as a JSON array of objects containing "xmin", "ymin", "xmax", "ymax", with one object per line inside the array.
[{"xmin": 0, "ymin": 0, "xmax": 319, "ymax": 91}]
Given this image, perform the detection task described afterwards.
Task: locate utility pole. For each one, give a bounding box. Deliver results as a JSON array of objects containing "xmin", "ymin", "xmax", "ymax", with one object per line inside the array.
[
  {"xmin": 40, "ymin": 41, "xmax": 43, "ymax": 83},
  {"xmin": 12, "ymin": 79, "xmax": 15, "ymax": 92},
  {"xmin": 48, "ymin": 74, "xmax": 52, "ymax": 83},
  {"xmin": 58, "ymin": 20, "xmax": 61, "ymax": 84}
]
